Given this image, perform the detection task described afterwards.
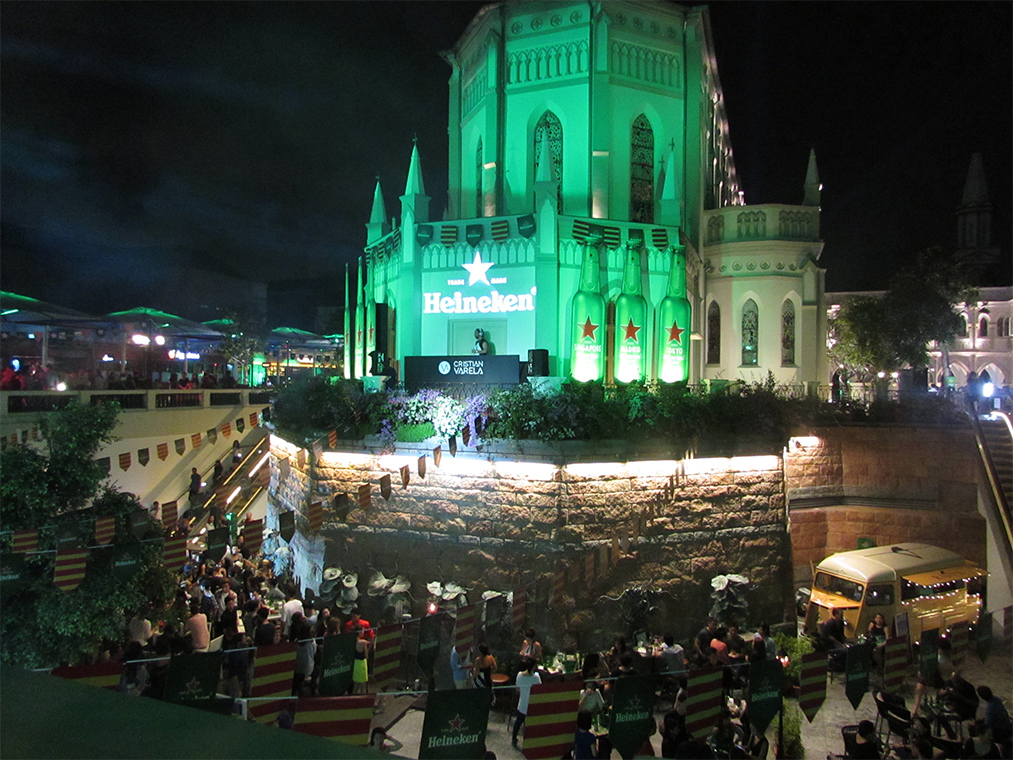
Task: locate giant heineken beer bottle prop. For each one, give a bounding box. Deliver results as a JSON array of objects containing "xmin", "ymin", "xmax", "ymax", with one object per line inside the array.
[
  {"xmin": 613, "ymin": 243, "xmax": 648, "ymax": 383},
  {"xmin": 657, "ymin": 247, "xmax": 692, "ymax": 383},
  {"xmin": 570, "ymin": 235, "xmax": 606, "ymax": 382},
  {"xmin": 354, "ymin": 258, "xmax": 365, "ymax": 379}
]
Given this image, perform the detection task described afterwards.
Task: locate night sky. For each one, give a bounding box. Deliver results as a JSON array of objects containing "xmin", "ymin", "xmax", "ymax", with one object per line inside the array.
[{"xmin": 2, "ymin": 2, "xmax": 1010, "ymax": 328}]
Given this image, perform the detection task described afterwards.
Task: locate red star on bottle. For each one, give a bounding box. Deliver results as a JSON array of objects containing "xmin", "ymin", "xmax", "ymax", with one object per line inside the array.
[
  {"xmin": 580, "ymin": 316, "xmax": 599, "ymax": 340},
  {"xmin": 368, "ymin": 326, "xmax": 375, "ymax": 341},
  {"xmin": 666, "ymin": 319, "xmax": 685, "ymax": 344},
  {"xmin": 448, "ymin": 714, "xmax": 465, "ymax": 732},
  {"xmin": 622, "ymin": 318, "xmax": 641, "ymax": 342}
]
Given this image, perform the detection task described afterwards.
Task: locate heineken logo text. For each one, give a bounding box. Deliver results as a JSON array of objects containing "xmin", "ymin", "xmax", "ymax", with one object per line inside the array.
[
  {"xmin": 423, "ymin": 288, "xmax": 536, "ymax": 315},
  {"xmin": 614, "ymin": 710, "xmax": 651, "ymax": 723},
  {"xmin": 428, "ymin": 732, "xmax": 482, "ymax": 748}
]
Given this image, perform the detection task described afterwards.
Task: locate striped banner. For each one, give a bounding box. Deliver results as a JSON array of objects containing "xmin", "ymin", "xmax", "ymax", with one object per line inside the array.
[
  {"xmin": 250, "ymin": 412, "xmax": 260, "ymax": 427},
  {"xmin": 440, "ymin": 225, "xmax": 459, "ymax": 246},
  {"xmin": 455, "ymin": 604, "xmax": 476, "ymax": 651},
  {"xmin": 883, "ymin": 636, "xmax": 908, "ymax": 691},
  {"xmin": 293, "ymin": 695, "xmax": 375, "ymax": 745},
  {"xmin": 798, "ymin": 651, "xmax": 827, "ymax": 722},
  {"xmin": 312, "ymin": 440, "xmax": 323, "ymax": 461},
  {"xmin": 191, "ymin": 433, "xmax": 202, "ymax": 451},
  {"xmin": 51, "ymin": 661, "xmax": 124, "ymax": 690},
  {"xmin": 221, "ymin": 423, "xmax": 231, "ymax": 438},
  {"xmin": 118, "ymin": 452, "xmax": 131, "ymax": 471},
  {"xmin": 418, "ymin": 455, "xmax": 427, "ymax": 479},
  {"xmin": 949, "ymin": 621, "xmax": 969, "ymax": 670},
  {"xmin": 307, "ymin": 501, "xmax": 323, "ymax": 534},
  {"xmin": 603, "ymin": 225, "xmax": 621, "ymax": 248},
  {"xmin": 157, "ymin": 442, "xmax": 169, "ymax": 460},
  {"xmin": 400, "ymin": 464, "xmax": 410, "ymax": 489},
  {"xmin": 572, "ymin": 219, "xmax": 591, "ymax": 241},
  {"xmin": 358, "ymin": 484, "xmax": 371, "ymax": 509},
  {"xmin": 249, "ymin": 643, "xmax": 298, "ymax": 724},
  {"xmin": 551, "ymin": 569, "xmax": 565, "ymax": 608},
  {"xmin": 490, "ymin": 219, "xmax": 510, "ymax": 242},
  {"xmin": 1003, "ymin": 606, "xmax": 1013, "ymax": 644},
  {"xmin": 522, "ymin": 681, "xmax": 580, "ymax": 759},
  {"xmin": 243, "ymin": 518, "xmax": 264, "ymax": 555},
  {"xmin": 94, "ymin": 516, "xmax": 115, "ymax": 546},
  {"xmin": 163, "ymin": 535, "xmax": 188, "ymax": 572},
  {"xmin": 512, "ymin": 588, "xmax": 527, "ymax": 631},
  {"xmin": 379, "ymin": 474, "xmax": 392, "ymax": 500},
  {"xmin": 161, "ymin": 501, "xmax": 178, "ymax": 532},
  {"xmin": 328, "ymin": 429, "xmax": 337, "ymax": 448},
  {"xmin": 11, "ymin": 529, "xmax": 39, "ymax": 555},
  {"xmin": 685, "ymin": 667, "xmax": 724, "ymax": 740},
  {"xmin": 373, "ymin": 623, "xmax": 404, "ymax": 691},
  {"xmin": 651, "ymin": 228, "xmax": 669, "ymax": 249},
  {"xmin": 54, "ymin": 547, "xmax": 89, "ymax": 592}
]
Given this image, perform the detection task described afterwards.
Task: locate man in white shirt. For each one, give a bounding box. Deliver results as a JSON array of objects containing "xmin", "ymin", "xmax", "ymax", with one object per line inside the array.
[
  {"xmin": 279, "ymin": 586, "xmax": 304, "ymax": 639},
  {"xmin": 512, "ymin": 657, "xmax": 542, "ymax": 747}
]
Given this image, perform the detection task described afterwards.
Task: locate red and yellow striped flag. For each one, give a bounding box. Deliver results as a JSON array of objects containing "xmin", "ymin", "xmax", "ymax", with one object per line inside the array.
[
  {"xmin": 373, "ymin": 623, "xmax": 403, "ymax": 692},
  {"xmin": 242, "ymin": 518, "xmax": 264, "ymax": 555},
  {"xmin": 163, "ymin": 535, "xmax": 187, "ymax": 572},
  {"xmin": 455, "ymin": 604, "xmax": 476, "ymax": 652},
  {"xmin": 522, "ymin": 681, "xmax": 579, "ymax": 759},
  {"xmin": 328, "ymin": 429, "xmax": 337, "ymax": 448},
  {"xmin": 249, "ymin": 643, "xmax": 298, "ymax": 724},
  {"xmin": 512, "ymin": 588, "xmax": 527, "ymax": 631},
  {"xmin": 948, "ymin": 621, "xmax": 969, "ymax": 670},
  {"xmin": 250, "ymin": 412, "xmax": 260, "ymax": 427},
  {"xmin": 161, "ymin": 501, "xmax": 178, "ymax": 533},
  {"xmin": 221, "ymin": 423, "xmax": 231, "ymax": 438},
  {"xmin": 798, "ymin": 651, "xmax": 827, "ymax": 722},
  {"xmin": 307, "ymin": 501, "xmax": 323, "ymax": 534},
  {"xmin": 685, "ymin": 667, "xmax": 724, "ymax": 739},
  {"xmin": 94, "ymin": 516, "xmax": 115, "ymax": 546},
  {"xmin": 51, "ymin": 661, "xmax": 123, "ymax": 690},
  {"xmin": 293, "ymin": 695, "xmax": 375, "ymax": 745},
  {"xmin": 54, "ymin": 547, "xmax": 89, "ymax": 592},
  {"xmin": 156, "ymin": 442, "xmax": 169, "ymax": 460},
  {"xmin": 191, "ymin": 433, "xmax": 202, "ymax": 451},
  {"xmin": 118, "ymin": 452, "xmax": 131, "ymax": 471},
  {"xmin": 883, "ymin": 636, "xmax": 908, "ymax": 691},
  {"xmin": 11, "ymin": 529, "xmax": 39, "ymax": 554}
]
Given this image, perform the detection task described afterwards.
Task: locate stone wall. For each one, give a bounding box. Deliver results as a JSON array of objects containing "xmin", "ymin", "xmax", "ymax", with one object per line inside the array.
[
  {"xmin": 784, "ymin": 424, "xmax": 986, "ymax": 584},
  {"xmin": 268, "ymin": 436, "xmax": 793, "ymax": 649}
]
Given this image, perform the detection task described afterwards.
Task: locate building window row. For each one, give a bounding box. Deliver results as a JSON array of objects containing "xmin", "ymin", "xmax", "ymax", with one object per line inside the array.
[{"xmin": 705, "ymin": 298, "xmax": 797, "ymax": 367}]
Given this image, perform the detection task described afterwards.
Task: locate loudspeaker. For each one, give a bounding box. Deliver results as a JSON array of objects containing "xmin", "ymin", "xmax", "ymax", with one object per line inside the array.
[{"xmin": 527, "ymin": 349, "xmax": 549, "ymax": 377}]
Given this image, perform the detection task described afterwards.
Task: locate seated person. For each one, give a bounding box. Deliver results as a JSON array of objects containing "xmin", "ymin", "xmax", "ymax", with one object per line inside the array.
[
  {"xmin": 977, "ymin": 686, "xmax": 1012, "ymax": 751},
  {"xmin": 851, "ymin": 719, "xmax": 881, "ymax": 760},
  {"xmin": 963, "ymin": 720, "xmax": 1001, "ymax": 760}
]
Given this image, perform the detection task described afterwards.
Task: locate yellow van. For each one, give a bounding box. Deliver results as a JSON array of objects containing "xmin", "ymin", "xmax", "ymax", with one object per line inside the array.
[{"xmin": 803, "ymin": 543, "xmax": 986, "ymax": 643}]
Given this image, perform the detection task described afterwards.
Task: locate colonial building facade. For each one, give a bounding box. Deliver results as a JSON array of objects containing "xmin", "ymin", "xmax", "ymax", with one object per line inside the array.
[{"xmin": 347, "ymin": 1, "xmax": 827, "ymax": 389}]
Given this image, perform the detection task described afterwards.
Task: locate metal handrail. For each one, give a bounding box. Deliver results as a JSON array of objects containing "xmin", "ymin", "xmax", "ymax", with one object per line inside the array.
[{"xmin": 967, "ymin": 406, "xmax": 1013, "ymax": 562}]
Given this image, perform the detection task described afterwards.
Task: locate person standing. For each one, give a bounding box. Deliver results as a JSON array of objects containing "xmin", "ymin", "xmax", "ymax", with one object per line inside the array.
[
  {"xmin": 189, "ymin": 467, "xmax": 202, "ymax": 507},
  {"xmin": 519, "ymin": 628, "xmax": 542, "ymax": 665},
  {"xmin": 352, "ymin": 625, "xmax": 370, "ymax": 694},
  {"xmin": 183, "ymin": 601, "xmax": 210, "ymax": 653},
  {"xmin": 473, "ymin": 643, "xmax": 496, "ymax": 689},
  {"xmin": 512, "ymin": 657, "xmax": 542, "ymax": 747},
  {"xmin": 279, "ymin": 586, "xmax": 304, "ymax": 640},
  {"xmin": 451, "ymin": 642, "xmax": 473, "ymax": 689}
]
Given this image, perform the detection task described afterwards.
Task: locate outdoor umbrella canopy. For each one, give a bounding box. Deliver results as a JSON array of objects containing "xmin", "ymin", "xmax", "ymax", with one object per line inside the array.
[
  {"xmin": 1, "ymin": 291, "xmax": 103, "ymax": 326},
  {"xmin": 104, "ymin": 307, "xmax": 223, "ymax": 340}
]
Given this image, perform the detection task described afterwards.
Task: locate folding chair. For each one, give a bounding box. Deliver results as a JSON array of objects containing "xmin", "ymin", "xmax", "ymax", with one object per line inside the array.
[
  {"xmin": 841, "ymin": 725, "xmax": 860, "ymax": 758},
  {"xmin": 884, "ymin": 712, "xmax": 912, "ymax": 749}
]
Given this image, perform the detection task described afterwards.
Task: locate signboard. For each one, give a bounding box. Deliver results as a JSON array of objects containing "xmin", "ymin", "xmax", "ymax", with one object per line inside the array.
[{"xmin": 404, "ymin": 355, "xmax": 521, "ymax": 390}]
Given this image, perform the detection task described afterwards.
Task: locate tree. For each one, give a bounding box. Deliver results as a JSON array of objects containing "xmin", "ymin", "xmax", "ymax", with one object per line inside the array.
[
  {"xmin": 214, "ymin": 308, "xmax": 265, "ymax": 385},
  {"xmin": 829, "ymin": 247, "xmax": 976, "ymax": 381}
]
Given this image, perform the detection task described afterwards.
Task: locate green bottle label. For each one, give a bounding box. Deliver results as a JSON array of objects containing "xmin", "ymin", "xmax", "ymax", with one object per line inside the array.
[
  {"xmin": 614, "ymin": 245, "xmax": 647, "ymax": 383},
  {"xmin": 657, "ymin": 248, "xmax": 691, "ymax": 383}
]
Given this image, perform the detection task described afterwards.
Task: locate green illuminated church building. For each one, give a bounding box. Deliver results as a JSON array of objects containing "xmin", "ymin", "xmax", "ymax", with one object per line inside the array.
[{"xmin": 348, "ymin": 0, "xmax": 827, "ymax": 389}]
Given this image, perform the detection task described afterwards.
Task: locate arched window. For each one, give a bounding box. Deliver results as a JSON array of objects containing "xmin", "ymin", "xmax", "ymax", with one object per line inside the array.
[
  {"xmin": 741, "ymin": 299, "xmax": 758, "ymax": 366},
  {"xmin": 475, "ymin": 138, "xmax": 483, "ymax": 217},
  {"xmin": 959, "ymin": 315, "xmax": 968, "ymax": 337},
  {"xmin": 978, "ymin": 317, "xmax": 988, "ymax": 338},
  {"xmin": 707, "ymin": 301, "xmax": 721, "ymax": 365},
  {"xmin": 534, "ymin": 111, "xmax": 563, "ymax": 213},
  {"xmin": 630, "ymin": 114, "xmax": 654, "ymax": 223},
  {"xmin": 781, "ymin": 300, "xmax": 796, "ymax": 365}
]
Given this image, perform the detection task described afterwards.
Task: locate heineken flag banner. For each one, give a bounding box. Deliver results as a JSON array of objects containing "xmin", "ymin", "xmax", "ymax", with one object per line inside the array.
[
  {"xmin": 11, "ymin": 529, "xmax": 38, "ymax": 555},
  {"xmin": 161, "ymin": 501, "xmax": 178, "ymax": 532},
  {"xmin": 521, "ymin": 681, "xmax": 580, "ymax": 759},
  {"xmin": 236, "ymin": 417, "xmax": 245, "ymax": 433},
  {"xmin": 976, "ymin": 611, "xmax": 993, "ymax": 662},
  {"xmin": 206, "ymin": 428, "xmax": 217, "ymax": 446},
  {"xmin": 157, "ymin": 442, "xmax": 169, "ymax": 460},
  {"xmin": 685, "ymin": 667, "xmax": 724, "ymax": 740},
  {"xmin": 747, "ymin": 658, "xmax": 783, "ymax": 733},
  {"xmin": 250, "ymin": 412, "xmax": 260, "ymax": 427},
  {"xmin": 418, "ymin": 686, "xmax": 491, "ymax": 760},
  {"xmin": 417, "ymin": 612, "xmax": 443, "ymax": 677},
  {"xmin": 205, "ymin": 527, "xmax": 230, "ymax": 562},
  {"xmin": 129, "ymin": 509, "xmax": 149, "ymax": 540},
  {"xmin": 163, "ymin": 651, "xmax": 223, "ymax": 703},
  {"xmin": 920, "ymin": 628, "xmax": 940, "ymax": 686},
  {"xmin": 222, "ymin": 422, "xmax": 232, "ymax": 438},
  {"xmin": 512, "ymin": 588, "xmax": 527, "ymax": 631},
  {"xmin": 948, "ymin": 621, "xmax": 969, "ymax": 670},
  {"xmin": 517, "ymin": 214, "xmax": 536, "ymax": 238},
  {"xmin": 175, "ymin": 438, "xmax": 186, "ymax": 456},
  {"xmin": 250, "ymin": 643, "xmax": 298, "ymax": 723},
  {"xmin": 163, "ymin": 536, "xmax": 187, "ymax": 572},
  {"xmin": 296, "ymin": 449, "xmax": 306, "ymax": 468},
  {"xmin": 466, "ymin": 224, "xmax": 483, "ymax": 246},
  {"xmin": 455, "ymin": 604, "xmax": 476, "ymax": 652},
  {"xmin": 358, "ymin": 484, "xmax": 371, "ymax": 510},
  {"xmin": 334, "ymin": 494, "xmax": 352, "ymax": 522},
  {"xmin": 379, "ymin": 473, "xmax": 392, "ymax": 500},
  {"xmin": 51, "ymin": 661, "xmax": 124, "ymax": 690},
  {"xmin": 0, "ymin": 553, "xmax": 27, "ymax": 601},
  {"xmin": 317, "ymin": 633, "xmax": 357, "ymax": 697},
  {"xmin": 307, "ymin": 501, "xmax": 323, "ymax": 534},
  {"xmin": 798, "ymin": 651, "xmax": 827, "ymax": 722},
  {"xmin": 418, "ymin": 455, "xmax": 427, "ymax": 479},
  {"xmin": 119, "ymin": 452, "xmax": 131, "ymax": 471},
  {"xmin": 54, "ymin": 547, "xmax": 89, "ymax": 592},
  {"xmin": 373, "ymin": 623, "xmax": 404, "ymax": 691},
  {"xmin": 883, "ymin": 636, "xmax": 909, "ymax": 691},
  {"xmin": 279, "ymin": 511, "xmax": 296, "ymax": 543},
  {"xmin": 416, "ymin": 224, "xmax": 433, "ymax": 246},
  {"xmin": 191, "ymin": 433, "xmax": 202, "ymax": 451},
  {"xmin": 94, "ymin": 516, "xmax": 115, "ymax": 546},
  {"xmin": 293, "ymin": 695, "xmax": 375, "ymax": 745},
  {"xmin": 242, "ymin": 518, "xmax": 264, "ymax": 555},
  {"xmin": 608, "ymin": 674, "xmax": 658, "ymax": 759},
  {"xmin": 491, "ymin": 218, "xmax": 510, "ymax": 241},
  {"xmin": 112, "ymin": 542, "xmax": 144, "ymax": 583},
  {"xmin": 400, "ymin": 464, "xmax": 410, "ymax": 489},
  {"xmin": 312, "ymin": 440, "xmax": 323, "ymax": 461},
  {"xmin": 449, "ymin": 435, "xmax": 457, "ymax": 457},
  {"xmin": 461, "ymin": 424, "xmax": 470, "ymax": 447},
  {"xmin": 328, "ymin": 429, "xmax": 338, "ymax": 448},
  {"xmin": 440, "ymin": 225, "xmax": 459, "ymax": 246},
  {"xmin": 845, "ymin": 643, "xmax": 872, "ymax": 709}
]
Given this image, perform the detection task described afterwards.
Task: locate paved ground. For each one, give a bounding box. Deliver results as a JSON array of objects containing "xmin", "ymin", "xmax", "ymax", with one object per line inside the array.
[{"xmin": 376, "ymin": 639, "xmax": 1012, "ymax": 758}]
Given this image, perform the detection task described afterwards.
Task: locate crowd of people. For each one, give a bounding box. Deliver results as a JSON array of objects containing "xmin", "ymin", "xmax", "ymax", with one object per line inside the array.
[{"xmin": 0, "ymin": 361, "xmax": 241, "ymax": 392}]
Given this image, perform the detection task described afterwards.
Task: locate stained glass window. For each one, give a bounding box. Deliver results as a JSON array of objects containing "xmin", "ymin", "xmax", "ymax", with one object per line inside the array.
[
  {"xmin": 630, "ymin": 114, "xmax": 654, "ymax": 223},
  {"xmin": 534, "ymin": 111, "xmax": 563, "ymax": 213},
  {"xmin": 476, "ymin": 138, "xmax": 483, "ymax": 217},
  {"xmin": 707, "ymin": 301, "xmax": 721, "ymax": 365},
  {"xmin": 741, "ymin": 299, "xmax": 758, "ymax": 366},
  {"xmin": 781, "ymin": 300, "xmax": 796, "ymax": 365}
]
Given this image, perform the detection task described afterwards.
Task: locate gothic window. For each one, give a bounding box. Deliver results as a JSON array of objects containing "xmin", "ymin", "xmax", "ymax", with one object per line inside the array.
[
  {"xmin": 781, "ymin": 300, "xmax": 796, "ymax": 365},
  {"xmin": 630, "ymin": 114, "xmax": 654, "ymax": 223},
  {"xmin": 979, "ymin": 317, "xmax": 988, "ymax": 338},
  {"xmin": 741, "ymin": 299, "xmax": 758, "ymax": 366},
  {"xmin": 707, "ymin": 301, "xmax": 721, "ymax": 365},
  {"xmin": 959, "ymin": 315, "xmax": 968, "ymax": 337},
  {"xmin": 534, "ymin": 111, "xmax": 563, "ymax": 213},
  {"xmin": 475, "ymin": 138, "xmax": 483, "ymax": 217}
]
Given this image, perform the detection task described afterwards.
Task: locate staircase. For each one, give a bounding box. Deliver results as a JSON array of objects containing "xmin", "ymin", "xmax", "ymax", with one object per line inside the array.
[
  {"xmin": 980, "ymin": 417, "xmax": 1013, "ymax": 507},
  {"xmin": 969, "ymin": 412, "xmax": 1013, "ymax": 578}
]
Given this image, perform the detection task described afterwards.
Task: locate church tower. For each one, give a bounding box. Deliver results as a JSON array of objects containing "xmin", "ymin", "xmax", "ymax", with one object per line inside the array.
[{"xmin": 955, "ymin": 152, "xmax": 1000, "ymax": 283}]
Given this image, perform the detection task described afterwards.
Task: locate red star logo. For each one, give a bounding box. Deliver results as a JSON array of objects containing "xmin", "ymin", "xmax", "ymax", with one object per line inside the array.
[
  {"xmin": 184, "ymin": 676, "xmax": 202, "ymax": 696},
  {"xmin": 666, "ymin": 319, "xmax": 685, "ymax": 344},
  {"xmin": 622, "ymin": 318, "xmax": 641, "ymax": 342},
  {"xmin": 448, "ymin": 714, "xmax": 465, "ymax": 733},
  {"xmin": 368, "ymin": 327, "xmax": 375, "ymax": 341},
  {"xmin": 580, "ymin": 316, "xmax": 599, "ymax": 340},
  {"xmin": 356, "ymin": 330, "xmax": 362, "ymax": 343}
]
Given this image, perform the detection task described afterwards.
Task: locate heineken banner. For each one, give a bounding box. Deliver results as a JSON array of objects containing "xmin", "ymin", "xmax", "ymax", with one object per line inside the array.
[
  {"xmin": 417, "ymin": 612, "xmax": 444, "ymax": 677},
  {"xmin": 317, "ymin": 633, "xmax": 357, "ymax": 697},
  {"xmin": 919, "ymin": 628, "xmax": 940, "ymax": 686},
  {"xmin": 279, "ymin": 511, "xmax": 296, "ymax": 543},
  {"xmin": 0, "ymin": 553, "xmax": 26, "ymax": 602},
  {"xmin": 522, "ymin": 681, "xmax": 580, "ymax": 760},
  {"xmin": 293, "ymin": 695, "xmax": 375, "ymax": 745},
  {"xmin": 747, "ymin": 658, "xmax": 783, "ymax": 733},
  {"xmin": 205, "ymin": 527, "xmax": 230, "ymax": 562},
  {"xmin": 112, "ymin": 542, "xmax": 144, "ymax": 583},
  {"xmin": 249, "ymin": 643, "xmax": 298, "ymax": 724},
  {"xmin": 163, "ymin": 651, "xmax": 223, "ymax": 704},
  {"xmin": 976, "ymin": 611, "xmax": 993, "ymax": 662},
  {"xmin": 373, "ymin": 623, "xmax": 404, "ymax": 691},
  {"xmin": 797, "ymin": 651, "xmax": 826, "ymax": 722},
  {"xmin": 883, "ymin": 636, "xmax": 909, "ymax": 691},
  {"xmin": 608, "ymin": 673, "xmax": 657, "ymax": 759},
  {"xmin": 845, "ymin": 642, "xmax": 871, "ymax": 710},
  {"xmin": 685, "ymin": 667, "xmax": 724, "ymax": 740},
  {"xmin": 416, "ymin": 224, "xmax": 433, "ymax": 247},
  {"xmin": 948, "ymin": 621, "xmax": 968, "ymax": 670},
  {"xmin": 51, "ymin": 661, "xmax": 124, "ymax": 691},
  {"xmin": 418, "ymin": 687, "xmax": 491, "ymax": 760},
  {"xmin": 517, "ymin": 214, "xmax": 535, "ymax": 238}
]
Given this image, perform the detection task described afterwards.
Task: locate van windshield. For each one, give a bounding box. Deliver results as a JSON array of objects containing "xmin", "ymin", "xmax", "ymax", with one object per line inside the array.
[{"xmin": 814, "ymin": 572, "xmax": 865, "ymax": 602}]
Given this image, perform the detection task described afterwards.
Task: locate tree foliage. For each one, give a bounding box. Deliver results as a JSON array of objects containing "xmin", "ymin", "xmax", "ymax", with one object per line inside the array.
[
  {"xmin": 829, "ymin": 247, "xmax": 976, "ymax": 379},
  {"xmin": 214, "ymin": 308, "xmax": 265, "ymax": 384}
]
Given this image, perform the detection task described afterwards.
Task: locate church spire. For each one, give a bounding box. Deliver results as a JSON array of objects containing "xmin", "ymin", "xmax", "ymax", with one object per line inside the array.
[
  {"xmin": 400, "ymin": 139, "xmax": 430, "ymax": 224},
  {"xmin": 961, "ymin": 152, "xmax": 990, "ymax": 207},
  {"xmin": 658, "ymin": 144, "xmax": 681, "ymax": 227},
  {"xmin": 956, "ymin": 153, "xmax": 997, "ymax": 276},
  {"xmin": 803, "ymin": 148, "xmax": 821, "ymax": 207},
  {"xmin": 366, "ymin": 177, "xmax": 389, "ymax": 245},
  {"xmin": 405, "ymin": 138, "xmax": 427, "ymax": 197}
]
